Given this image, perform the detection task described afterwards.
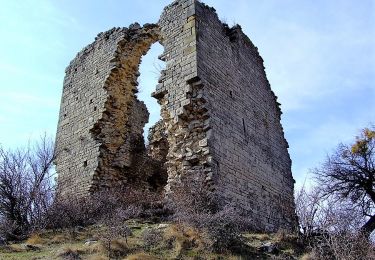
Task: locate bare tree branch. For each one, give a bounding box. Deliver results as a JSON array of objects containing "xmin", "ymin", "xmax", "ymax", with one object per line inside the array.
[
  {"xmin": 0, "ymin": 135, "xmax": 55, "ymax": 240},
  {"xmin": 313, "ymin": 126, "xmax": 375, "ymax": 237}
]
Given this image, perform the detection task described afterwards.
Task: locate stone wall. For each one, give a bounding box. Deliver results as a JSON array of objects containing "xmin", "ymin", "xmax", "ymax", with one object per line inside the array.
[
  {"xmin": 55, "ymin": 24, "xmax": 161, "ymax": 197},
  {"xmin": 55, "ymin": 0, "xmax": 297, "ymax": 232},
  {"xmin": 194, "ymin": 2, "xmax": 296, "ymax": 231}
]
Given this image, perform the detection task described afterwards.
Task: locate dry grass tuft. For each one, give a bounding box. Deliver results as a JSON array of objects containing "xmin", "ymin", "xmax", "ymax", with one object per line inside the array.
[
  {"xmin": 272, "ymin": 229, "xmax": 303, "ymax": 256},
  {"xmin": 124, "ymin": 252, "xmax": 159, "ymax": 260},
  {"xmin": 87, "ymin": 255, "xmax": 108, "ymax": 260},
  {"xmin": 83, "ymin": 242, "xmax": 102, "ymax": 255},
  {"xmin": 95, "ymin": 238, "xmax": 129, "ymax": 258},
  {"xmin": 245, "ymin": 233, "xmax": 271, "ymax": 241},
  {"xmin": 50, "ymin": 233, "xmax": 71, "ymax": 244},
  {"xmin": 274, "ymin": 229, "xmax": 297, "ymax": 243},
  {"xmin": 163, "ymin": 224, "xmax": 210, "ymax": 256},
  {"xmin": 110, "ymin": 239, "xmax": 129, "ymax": 256},
  {"xmin": 1, "ymin": 244, "xmax": 27, "ymax": 253},
  {"xmin": 26, "ymin": 233, "xmax": 44, "ymax": 245},
  {"xmin": 300, "ymin": 253, "xmax": 314, "ymax": 260},
  {"xmin": 58, "ymin": 246, "xmax": 84, "ymax": 259}
]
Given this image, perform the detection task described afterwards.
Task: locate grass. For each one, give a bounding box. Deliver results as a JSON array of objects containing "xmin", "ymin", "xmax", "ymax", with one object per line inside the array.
[{"xmin": 0, "ymin": 221, "xmax": 307, "ymax": 259}]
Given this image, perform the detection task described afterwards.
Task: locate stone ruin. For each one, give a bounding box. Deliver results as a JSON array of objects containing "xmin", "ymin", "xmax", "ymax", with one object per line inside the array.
[{"xmin": 55, "ymin": 0, "xmax": 297, "ymax": 231}]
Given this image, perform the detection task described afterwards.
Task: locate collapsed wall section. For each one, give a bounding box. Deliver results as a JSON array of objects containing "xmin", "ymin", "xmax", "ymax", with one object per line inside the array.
[
  {"xmin": 194, "ymin": 2, "xmax": 297, "ymax": 231},
  {"xmin": 55, "ymin": 24, "xmax": 161, "ymax": 198},
  {"xmin": 155, "ymin": 0, "xmax": 213, "ymax": 192}
]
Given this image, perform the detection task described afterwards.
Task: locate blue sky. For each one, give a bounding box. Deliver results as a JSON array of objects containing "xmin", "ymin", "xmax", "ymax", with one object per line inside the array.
[{"xmin": 0, "ymin": 0, "xmax": 374, "ymax": 188}]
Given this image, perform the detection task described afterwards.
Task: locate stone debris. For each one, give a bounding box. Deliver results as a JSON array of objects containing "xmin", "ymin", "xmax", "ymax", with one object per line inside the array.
[{"xmin": 259, "ymin": 242, "xmax": 279, "ymax": 254}]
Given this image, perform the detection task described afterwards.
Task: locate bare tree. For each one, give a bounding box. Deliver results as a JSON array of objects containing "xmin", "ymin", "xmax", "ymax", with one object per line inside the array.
[
  {"xmin": 295, "ymin": 184, "xmax": 375, "ymax": 259},
  {"xmin": 295, "ymin": 185, "xmax": 365, "ymax": 238},
  {"xmin": 0, "ymin": 135, "xmax": 55, "ymax": 240},
  {"xmin": 314, "ymin": 126, "xmax": 375, "ymax": 237}
]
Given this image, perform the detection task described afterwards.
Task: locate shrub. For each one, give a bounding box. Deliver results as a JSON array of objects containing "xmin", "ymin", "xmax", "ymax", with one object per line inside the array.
[
  {"xmin": 192, "ymin": 206, "xmax": 251, "ymax": 253},
  {"xmin": 97, "ymin": 213, "xmax": 132, "ymax": 259},
  {"xmin": 169, "ymin": 175, "xmax": 253, "ymax": 253},
  {"xmin": 309, "ymin": 232, "xmax": 375, "ymax": 260},
  {"xmin": 46, "ymin": 187, "xmax": 168, "ymax": 232}
]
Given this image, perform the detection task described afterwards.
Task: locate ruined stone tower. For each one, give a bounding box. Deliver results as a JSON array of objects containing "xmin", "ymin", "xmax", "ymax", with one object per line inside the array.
[{"xmin": 55, "ymin": 0, "xmax": 297, "ymax": 231}]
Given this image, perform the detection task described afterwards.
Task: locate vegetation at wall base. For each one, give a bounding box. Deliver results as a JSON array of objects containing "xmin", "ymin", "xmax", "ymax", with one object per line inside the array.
[
  {"xmin": 1, "ymin": 127, "xmax": 375, "ymax": 259},
  {"xmin": 0, "ymin": 220, "xmax": 306, "ymax": 260}
]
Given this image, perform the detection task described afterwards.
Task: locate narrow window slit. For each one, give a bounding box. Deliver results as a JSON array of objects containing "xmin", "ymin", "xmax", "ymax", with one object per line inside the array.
[{"xmin": 243, "ymin": 118, "xmax": 248, "ymax": 143}]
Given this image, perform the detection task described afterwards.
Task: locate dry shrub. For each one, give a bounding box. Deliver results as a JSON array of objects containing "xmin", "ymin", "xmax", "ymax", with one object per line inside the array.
[
  {"xmin": 98, "ymin": 231, "xmax": 130, "ymax": 258},
  {"xmin": 171, "ymin": 175, "xmax": 218, "ymax": 216},
  {"xmin": 107, "ymin": 187, "xmax": 170, "ymax": 221},
  {"xmin": 309, "ymin": 232, "xmax": 375, "ymax": 260},
  {"xmin": 47, "ymin": 190, "xmax": 122, "ymax": 231},
  {"xmin": 142, "ymin": 228, "xmax": 163, "ymax": 250},
  {"xmin": 196, "ymin": 207, "xmax": 251, "ymax": 253},
  {"xmin": 96, "ymin": 209, "xmax": 132, "ymax": 258},
  {"xmin": 46, "ymin": 197, "xmax": 96, "ymax": 231},
  {"xmin": 170, "ymin": 175, "xmax": 254, "ymax": 253},
  {"xmin": 47, "ymin": 187, "xmax": 169, "ymax": 233}
]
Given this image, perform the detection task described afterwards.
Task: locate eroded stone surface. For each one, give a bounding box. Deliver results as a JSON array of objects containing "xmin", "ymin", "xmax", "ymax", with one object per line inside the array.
[
  {"xmin": 55, "ymin": 0, "xmax": 297, "ymax": 232},
  {"xmin": 55, "ymin": 24, "xmax": 161, "ymax": 197}
]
